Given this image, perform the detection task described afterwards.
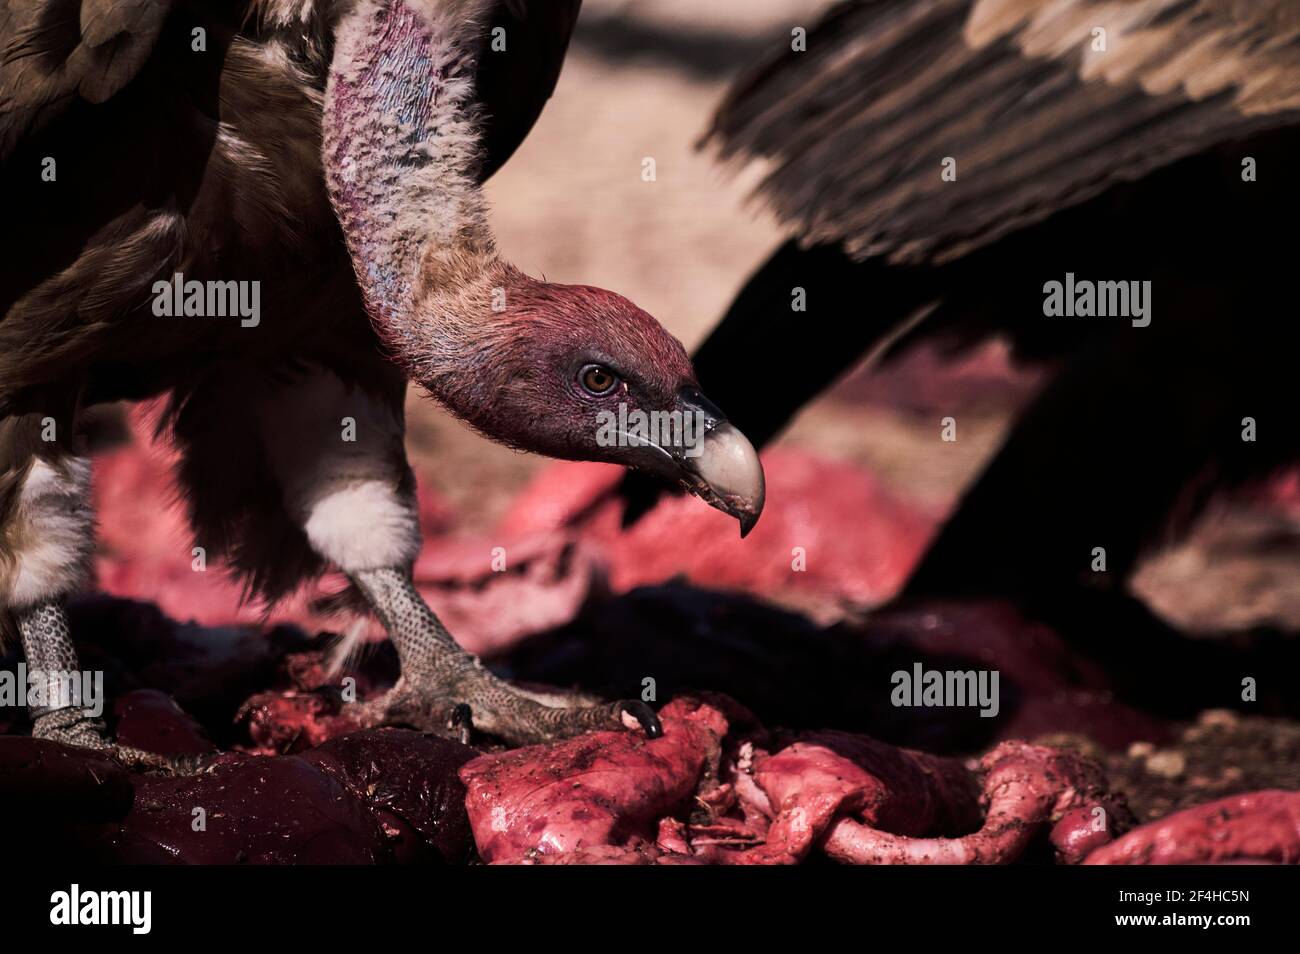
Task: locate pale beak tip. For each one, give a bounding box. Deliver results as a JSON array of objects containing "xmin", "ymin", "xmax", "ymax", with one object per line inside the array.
[{"xmin": 693, "ymin": 421, "xmax": 765, "ymax": 540}]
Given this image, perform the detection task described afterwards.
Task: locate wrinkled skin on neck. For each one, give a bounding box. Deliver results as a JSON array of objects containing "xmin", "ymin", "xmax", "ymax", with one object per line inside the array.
[{"xmin": 322, "ymin": 0, "xmax": 494, "ymax": 327}]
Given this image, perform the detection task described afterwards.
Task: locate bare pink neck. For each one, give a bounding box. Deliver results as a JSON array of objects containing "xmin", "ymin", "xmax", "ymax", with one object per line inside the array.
[{"xmin": 321, "ymin": 0, "xmax": 497, "ymax": 337}]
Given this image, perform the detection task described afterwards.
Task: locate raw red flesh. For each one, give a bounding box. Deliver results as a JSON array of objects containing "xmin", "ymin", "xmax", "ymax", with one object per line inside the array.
[
  {"xmin": 459, "ymin": 697, "xmax": 729, "ymax": 863},
  {"xmin": 732, "ymin": 733, "xmax": 980, "ymax": 865},
  {"xmin": 1084, "ymin": 790, "xmax": 1300, "ymax": 865},
  {"xmin": 6, "ymin": 423, "xmax": 1293, "ymax": 866},
  {"xmin": 0, "ymin": 737, "xmax": 134, "ymax": 826},
  {"xmin": 237, "ymin": 689, "xmax": 365, "ymax": 754},
  {"xmin": 818, "ymin": 741, "xmax": 1122, "ymax": 865},
  {"xmin": 8, "ymin": 581, "xmax": 1286, "ymax": 867},
  {"xmin": 112, "ymin": 688, "xmax": 217, "ymax": 758},
  {"xmin": 1, "ymin": 727, "xmax": 477, "ymax": 864},
  {"xmin": 456, "ymin": 698, "xmax": 1135, "ymax": 866},
  {"xmin": 500, "ymin": 451, "xmax": 937, "ymax": 608},
  {"xmin": 8, "ymin": 669, "xmax": 1297, "ymax": 865}
]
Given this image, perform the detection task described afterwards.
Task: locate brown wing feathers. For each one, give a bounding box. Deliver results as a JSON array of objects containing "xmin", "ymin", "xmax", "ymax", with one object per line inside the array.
[
  {"xmin": 709, "ymin": 0, "xmax": 1300, "ymax": 264},
  {"xmin": 0, "ymin": 1, "xmax": 585, "ymax": 609},
  {"xmin": 0, "ymin": 0, "xmax": 175, "ymax": 160}
]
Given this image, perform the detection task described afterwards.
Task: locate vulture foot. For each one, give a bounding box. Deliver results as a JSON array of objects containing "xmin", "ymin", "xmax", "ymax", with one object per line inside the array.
[
  {"xmin": 348, "ymin": 567, "xmax": 662, "ymax": 746},
  {"xmin": 31, "ymin": 708, "xmax": 181, "ymax": 772},
  {"xmin": 350, "ymin": 673, "xmax": 661, "ymax": 747},
  {"xmin": 18, "ymin": 601, "xmax": 189, "ymax": 773}
]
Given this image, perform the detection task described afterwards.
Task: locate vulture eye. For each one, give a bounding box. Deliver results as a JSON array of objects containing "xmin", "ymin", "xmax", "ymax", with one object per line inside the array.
[{"xmin": 579, "ymin": 364, "xmax": 619, "ymax": 396}]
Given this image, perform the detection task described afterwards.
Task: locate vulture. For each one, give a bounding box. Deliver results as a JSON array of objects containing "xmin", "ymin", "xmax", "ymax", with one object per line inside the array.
[
  {"xmin": 0, "ymin": 0, "xmax": 765, "ymax": 759},
  {"xmin": 619, "ymin": 0, "xmax": 1300, "ymax": 710}
]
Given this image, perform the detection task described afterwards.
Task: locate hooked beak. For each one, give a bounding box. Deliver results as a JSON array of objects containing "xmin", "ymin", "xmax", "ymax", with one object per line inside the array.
[{"xmin": 626, "ymin": 387, "xmax": 766, "ymax": 537}]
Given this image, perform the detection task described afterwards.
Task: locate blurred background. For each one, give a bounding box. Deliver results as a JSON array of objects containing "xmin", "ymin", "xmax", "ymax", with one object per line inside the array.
[{"xmin": 399, "ymin": 0, "xmax": 1300, "ymax": 635}]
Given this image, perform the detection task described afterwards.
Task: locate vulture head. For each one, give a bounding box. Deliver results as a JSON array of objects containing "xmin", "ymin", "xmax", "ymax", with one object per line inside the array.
[
  {"xmin": 417, "ymin": 259, "xmax": 764, "ymax": 534},
  {"xmin": 320, "ymin": 0, "xmax": 765, "ymax": 534}
]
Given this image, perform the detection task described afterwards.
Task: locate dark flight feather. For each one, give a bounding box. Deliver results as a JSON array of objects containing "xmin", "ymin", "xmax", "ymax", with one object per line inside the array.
[{"xmin": 708, "ymin": 0, "xmax": 1300, "ymax": 264}]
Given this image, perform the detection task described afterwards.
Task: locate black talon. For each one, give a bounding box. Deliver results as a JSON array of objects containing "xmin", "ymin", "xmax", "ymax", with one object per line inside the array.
[
  {"xmin": 620, "ymin": 700, "xmax": 663, "ymax": 739},
  {"xmin": 166, "ymin": 753, "xmax": 213, "ymax": 776},
  {"xmin": 449, "ymin": 703, "xmax": 474, "ymax": 745}
]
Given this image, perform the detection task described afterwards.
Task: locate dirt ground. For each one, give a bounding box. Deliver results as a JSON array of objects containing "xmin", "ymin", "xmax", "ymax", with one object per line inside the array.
[{"xmin": 1054, "ymin": 711, "xmax": 1300, "ymax": 823}]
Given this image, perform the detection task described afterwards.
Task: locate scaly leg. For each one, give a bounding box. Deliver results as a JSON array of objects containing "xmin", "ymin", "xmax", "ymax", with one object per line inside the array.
[
  {"xmin": 349, "ymin": 567, "xmax": 660, "ymax": 745},
  {"xmin": 19, "ymin": 600, "xmax": 107, "ymax": 748},
  {"xmin": 18, "ymin": 600, "xmax": 171, "ymax": 769},
  {"xmin": 3, "ymin": 444, "xmax": 173, "ymax": 770},
  {"xmin": 236, "ymin": 364, "xmax": 658, "ymax": 747}
]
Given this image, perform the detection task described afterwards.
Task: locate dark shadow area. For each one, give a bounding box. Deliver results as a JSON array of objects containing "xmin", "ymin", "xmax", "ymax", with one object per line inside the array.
[{"xmin": 574, "ymin": 12, "xmax": 785, "ymax": 80}]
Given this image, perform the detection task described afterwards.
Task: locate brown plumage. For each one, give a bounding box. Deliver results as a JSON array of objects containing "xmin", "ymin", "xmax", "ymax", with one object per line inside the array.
[
  {"xmin": 710, "ymin": 0, "xmax": 1300, "ymax": 264},
  {"xmin": 0, "ymin": 0, "xmax": 764, "ymax": 751},
  {"xmin": 0, "ymin": 0, "xmax": 586, "ymax": 604}
]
